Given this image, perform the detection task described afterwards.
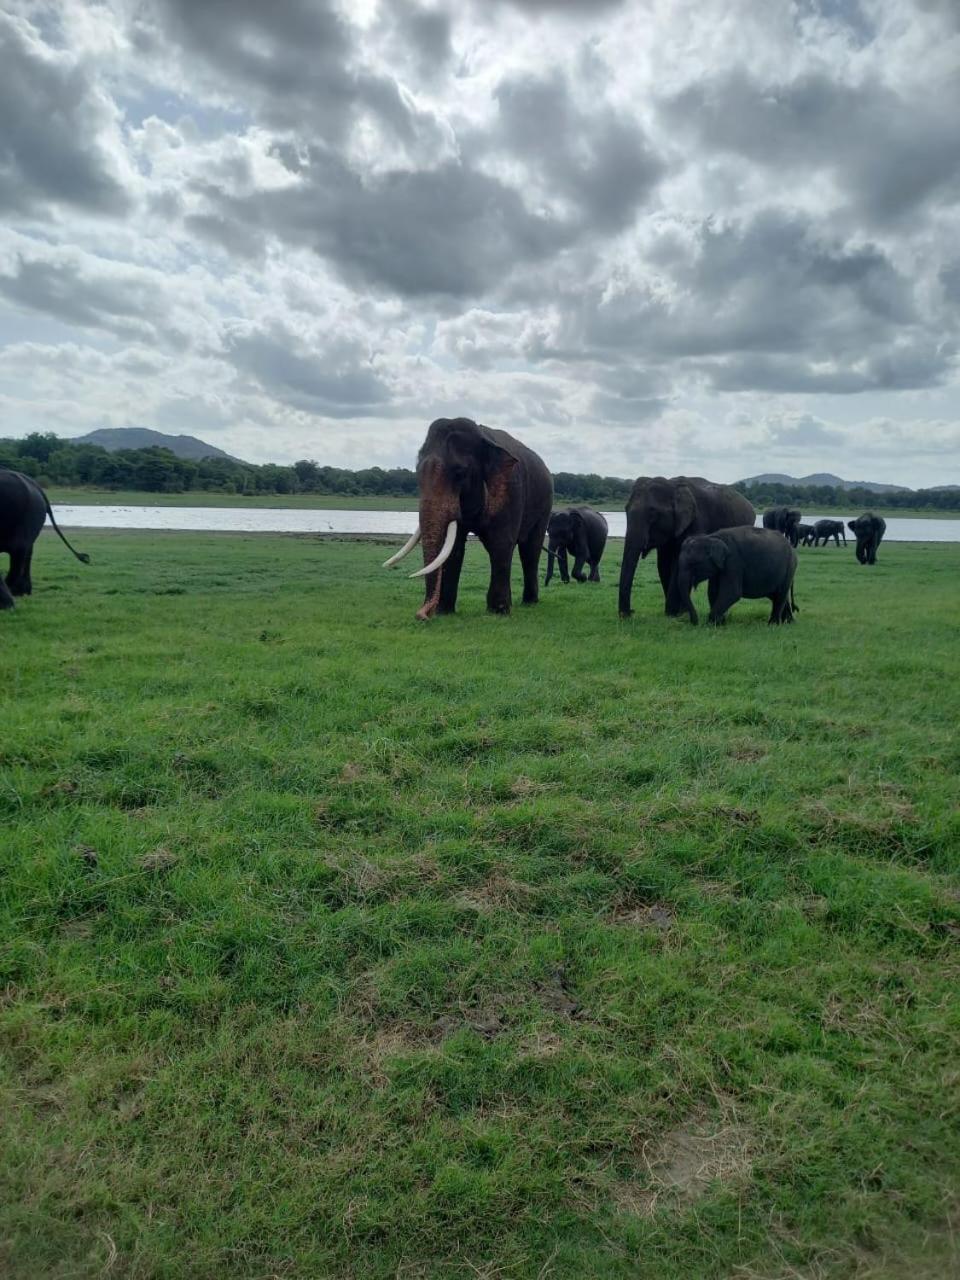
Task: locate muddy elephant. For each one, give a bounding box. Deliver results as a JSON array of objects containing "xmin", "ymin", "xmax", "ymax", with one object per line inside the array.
[
  {"xmin": 0, "ymin": 468, "xmax": 90, "ymax": 610},
  {"xmin": 383, "ymin": 417, "xmax": 553, "ymax": 619},
  {"xmin": 812, "ymin": 518, "xmax": 846, "ymax": 547},
  {"xmin": 544, "ymin": 506, "xmax": 608, "ymax": 584},
  {"xmin": 848, "ymin": 513, "xmax": 886, "ymax": 564},
  {"xmin": 618, "ymin": 477, "xmax": 756, "ymax": 618},
  {"xmin": 676, "ymin": 526, "xmax": 798, "ymax": 626},
  {"xmin": 762, "ymin": 506, "xmax": 802, "ymax": 547}
]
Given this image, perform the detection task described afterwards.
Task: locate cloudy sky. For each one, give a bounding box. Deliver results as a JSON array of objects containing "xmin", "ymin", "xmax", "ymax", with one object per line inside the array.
[{"xmin": 1, "ymin": 0, "xmax": 959, "ymax": 485}]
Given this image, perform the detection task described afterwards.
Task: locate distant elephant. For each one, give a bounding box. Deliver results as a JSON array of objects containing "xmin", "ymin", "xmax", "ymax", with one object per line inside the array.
[
  {"xmin": 544, "ymin": 506, "xmax": 608, "ymax": 584},
  {"xmin": 797, "ymin": 523, "xmax": 816, "ymax": 546},
  {"xmin": 676, "ymin": 526, "xmax": 798, "ymax": 626},
  {"xmin": 618, "ymin": 477, "xmax": 756, "ymax": 617},
  {"xmin": 848, "ymin": 513, "xmax": 886, "ymax": 564},
  {"xmin": 762, "ymin": 506, "xmax": 802, "ymax": 547},
  {"xmin": 0, "ymin": 468, "xmax": 90, "ymax": 610},
  {"xmin": 383, "ymin": 417, "xmax": 552, "ymax": 619},
  {"xmin": 812, "ymin": 518, "xmax": 846, "ymax": 547}
]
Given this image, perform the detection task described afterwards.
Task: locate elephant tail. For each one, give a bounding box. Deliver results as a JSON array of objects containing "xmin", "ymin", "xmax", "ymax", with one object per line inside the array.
[
  {"xmin": 38, "ymin": 485, "xmax": 91, "ymax": 564},
  {"xmin": 790, "ymin": 580, "xmax": 799, "ymax": 614}
]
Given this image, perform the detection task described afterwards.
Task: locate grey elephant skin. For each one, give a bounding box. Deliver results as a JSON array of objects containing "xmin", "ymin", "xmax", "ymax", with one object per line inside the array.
[
  {"xmin": 544, "ymin": 507, "xmax": 608, "ymax": 585},
  {"xmin": 811, "ymin": 518, "xmax": 846, "ymax": 547},
  {"xmin": 386, "ymin": 417, "xmax": 552, "ymax": 620},
  {"xmin": 762, "ymin": 505, "xmax": 802, "ymax": 547},
  {"xmin": 676, "ymin": 526, "xmax": 798, "ymax": 626},
  {"xmin": 618, "ymin": 476, "xmax": 756, "ymax": 618},
  {"xmin": 796, "ymin": 522, "xmax": 816, "ymax": 546},
  {"xmin": 848, "ymin": 513, "xmax": 886, "ymax": 564},
  {"xmin": 0, "ymin": 468, "xmax": 90, "ymax": 610}
]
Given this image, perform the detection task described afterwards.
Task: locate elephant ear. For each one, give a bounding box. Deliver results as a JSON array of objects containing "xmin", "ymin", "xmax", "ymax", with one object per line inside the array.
[
  {"xmin": 673, "ymin": 481, "xmax": 697, "ymax": 537},
  {"xmin": 706, "ymin": 538, "xmax": 729, "ymax": 572},
  {"xmin": 477, "ymin": 425, "xmax": 519, "ymax": 515}
]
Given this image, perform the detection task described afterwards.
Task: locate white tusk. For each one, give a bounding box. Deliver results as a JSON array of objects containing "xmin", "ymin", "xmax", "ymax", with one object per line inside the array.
[
  {"xmin": 410, "ymin": 521, "xmax": 458, "ymax": 578},
  {"xmin": 383, "ymin": 526, "xmax": 421, "ymax": 568}
]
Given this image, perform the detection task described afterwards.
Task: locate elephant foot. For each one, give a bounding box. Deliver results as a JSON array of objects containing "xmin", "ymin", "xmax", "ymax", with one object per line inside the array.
[{"xmin": 487, "ymin": 602, "xmax": 512, "ymax": 615}]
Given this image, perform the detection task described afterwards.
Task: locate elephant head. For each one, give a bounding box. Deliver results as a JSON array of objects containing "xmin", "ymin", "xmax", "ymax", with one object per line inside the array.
[
  {"xmin": 676, "ymin": 534, "xmax": 727, "ymax": 626},
  {"xmin": 545, "ymin": 508, "xmax": 588, "ymax": 584},
  {"xmin": 618, "ymin": 477, "xmax": 697, "ymax": 616},
  {"xmin": 383, "ymin": 417, "xmax": 518, "ymax": 619}
]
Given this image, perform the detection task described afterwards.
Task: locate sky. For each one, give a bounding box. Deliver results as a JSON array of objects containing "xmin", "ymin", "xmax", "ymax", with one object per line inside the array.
[{"xmin": 1, "ymin": 0, "xmax": 959, "ymax": 486}]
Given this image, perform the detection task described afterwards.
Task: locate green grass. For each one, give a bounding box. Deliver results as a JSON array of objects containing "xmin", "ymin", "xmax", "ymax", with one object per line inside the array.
[{"xmin": 2, "ymin": 533, "xmax": 959, "ymax": 1279}]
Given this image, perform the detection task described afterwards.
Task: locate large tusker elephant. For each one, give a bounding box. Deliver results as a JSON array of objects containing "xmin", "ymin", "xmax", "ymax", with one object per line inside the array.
[
  {"xmin": 848, "ymin": 513, "xmax": 886, "ymax": 564},
  {"xmin": 676, "ymin": 527, "xmax": 798, "ymax": 626},
  {"xmin": 544, "ymin": 506, "xmax": 608, "ymax": 584},
  {"xmin": 618, "ymin": 477, "xmax": 756, "ymax": 618},
  {"xmin": 383, "ymin": 417, "xmax": 553, "ymax": 619},
  {"xmin": 0, "ymin": 468, "xmax": 90, "ymax": 610},
  {"xmin": 762, "ymin": 505, "xmax": 802, "ymax": 547}
]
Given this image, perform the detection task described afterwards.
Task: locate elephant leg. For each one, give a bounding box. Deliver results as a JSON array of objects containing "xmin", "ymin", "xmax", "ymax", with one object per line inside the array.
[
  {"xmin": 589, "ymin": 562, "xmax": 601, "ymax": 582},
  {"xmin": 768, "ymin": 590, "xmax": 789, "ymax": 625},
  {"xmin": 558, "ymin": 548, "xmax": 570, "ymax": 584},
  {"xmin": 485, "ymin": 544, "xmax": 514, "ymax": 614},
  {"xmin": 436, "ymin": 529, "xmax": 467, "ymax": 614},
  {"xmin": 572, "ymin": 555, "xmax": 587, "ymax": 582},
  {"xmin": 0, "ymin": 563, "xmax": 14, "ymax": 610},
  {"xmin": 659, "ymin": 545, "xmax": 684, "ymax": 615},
  {"xmin": 707, "ymin": 577, "xmax": 739, "ymax": 625},
  {"xmin": 7, "ymin": 547, "xmax": 32, "ymax": 596},
  {"xmin": 518, "ymin": 531, "xmax": 543, "ymax": 605}
]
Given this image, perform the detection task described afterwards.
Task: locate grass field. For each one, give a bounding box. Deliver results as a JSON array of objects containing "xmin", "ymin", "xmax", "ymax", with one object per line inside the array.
[
  {"xmin": 43, "ymin": 487, "xmax": 960, "ymax": 520},
  {"xmin": 2, "ymin": 532, "xmax": 959, "ymax": 1278}
]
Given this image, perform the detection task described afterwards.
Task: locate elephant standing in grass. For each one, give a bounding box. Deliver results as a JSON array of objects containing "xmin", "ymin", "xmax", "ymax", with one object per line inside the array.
[
  {"xmin": 676, "ymin": 526, "xmax": 798, "ymax": 626},
  {"xmin": 812, "ymin": 519, "xmax": 846, "ymax": 547},
  {"xmin": 544, "ymin": 507, "xmax": 608, "ymax": 584},
  {"xmin": 762, "ymin": 506, "xmax": 802, "ymax": 547},
  {"xmin": 0, "ymin": 468, "xmax": 90, "ymax": 610},
  {"xmin": 797, "ymin": 523, "xmax": 815, "ymax": 546},
  {"xmin": 383, "ymin": 418, "xmax": 552, "ymax": 619},
  {"xmin": 848, "ymin": 513, "xmax": 886, "ymax": 564},
  {"xmin": 618, "ymin": 476, "xmax": 755, "ymax": 618}
]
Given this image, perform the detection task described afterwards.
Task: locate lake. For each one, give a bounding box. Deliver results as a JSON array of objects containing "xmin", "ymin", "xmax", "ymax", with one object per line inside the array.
[{"xmin": 50, "ymin": 506, "xmax": 960, "ymax": 542}]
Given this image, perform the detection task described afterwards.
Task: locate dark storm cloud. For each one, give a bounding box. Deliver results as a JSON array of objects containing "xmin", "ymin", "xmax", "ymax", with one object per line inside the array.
[
  {"xmin": 383, "ymin": 1, "xmax": 454, "ymax": 78},
  {"xmin": 0, "ymin": 12, "xmax": 129, "ymax": 217},
  {"xmin": 225, "ymin": 323, "xmax": 392, "ymax": 418},
  {"xmin": 661, "ymin": 69, "xmax": 960, "ymax": 224},
  {"xmin": 493, "ymin": 71, "xmax": 664, "ymax": 230}
]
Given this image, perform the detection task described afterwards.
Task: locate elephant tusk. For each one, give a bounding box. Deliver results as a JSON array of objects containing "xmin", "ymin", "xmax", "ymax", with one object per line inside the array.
[
  {"xmin": 410, "ymin": 521, "xmax": 458, "ymax": 578},
  {"xmin": 383, "ymin": 526, "xmax": 421, "ymax": 568}
]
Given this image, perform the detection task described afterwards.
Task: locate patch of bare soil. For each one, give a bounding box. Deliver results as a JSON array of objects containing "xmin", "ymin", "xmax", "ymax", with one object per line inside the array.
[
  {"xmin": 612, "ymin": 903, "xmax": 675, "ymax": 930},
  {"xmin": 453, "ymin": 872, "xmax": 533, "ymax": 914}
]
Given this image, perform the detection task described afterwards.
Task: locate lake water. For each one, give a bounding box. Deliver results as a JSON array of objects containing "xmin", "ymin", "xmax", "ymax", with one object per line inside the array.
[{"xmin": 51, "ymin": 506, "xmax": 960, "ymax": 542}]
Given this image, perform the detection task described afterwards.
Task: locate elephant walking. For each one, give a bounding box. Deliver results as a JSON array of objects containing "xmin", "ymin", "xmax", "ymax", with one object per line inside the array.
[
  {"xmin": 618, "ymin": 476, "xmax": 755, "ymax": 617},
  {"xmin": 762, "ymin": 506, "xmax": 802, "ymax": 547},
  {"xmin": 0, "ymin": 468, "xmax": 90, "ymax": 610},
  {"xmin": 676, "ymin": 526, "xmax": 798, "ymax": 626},
  {"xmin": 797, "ymin": 523, "xmax": 815, "ymax": 546},
  {"xmin": 544, "ymin": 507, "xmax": 608, "ymax": 584},
  {"xmin": 811, "ymin": 519, "xmax": 846, "ymax": 547},
  {"xmin": 383, "ymin": 418, "xmax": 552, "ymax": 619},
  {"xmin": 848, "ymin": 513, "xmax": 886, "ymax": 564}
]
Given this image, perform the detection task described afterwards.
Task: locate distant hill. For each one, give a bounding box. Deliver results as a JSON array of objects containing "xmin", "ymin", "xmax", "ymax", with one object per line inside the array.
[
  {"xmin": 739, "ymin": 472, "xmax": 912, "ymax": 493},
  {"xmin": 74, "ymin": 428, "xmax": 240, "ymax": 462}
]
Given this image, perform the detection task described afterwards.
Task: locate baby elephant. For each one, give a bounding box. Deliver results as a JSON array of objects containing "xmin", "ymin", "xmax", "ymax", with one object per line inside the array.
[
  {"xmin": 676, "ymin": 526, "xmax": 798, "ymax": 626},
  {"xmin": 797, "ymin": 522, "xmax": 816, "ymax": 546},
  {"xmin": 848, "ymin": 513, "xmax": 886, "ymax": 564},
  {"xmin": 544, "ymin": 506, "xmax": 608, "ymax": 584}
]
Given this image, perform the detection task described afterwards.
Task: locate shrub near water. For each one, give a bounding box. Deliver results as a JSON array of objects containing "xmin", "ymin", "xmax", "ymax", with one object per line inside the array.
[{"xmin": 1, "ymin": 532, "xmax": 959, "ymax": 1279}]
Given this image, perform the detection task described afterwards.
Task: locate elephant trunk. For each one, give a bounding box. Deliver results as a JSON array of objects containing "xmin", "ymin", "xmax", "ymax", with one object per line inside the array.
[
  {"xmin": 676, "ymin": 567, "xmax": 699, "ymax": 625},
  {"xmin": 544, "ymin": 542, "xmax": 558, "ymax": 585},
  {"xmin": 618, "ymin": 532, "xmax": 644, "ymax": 616},
  {"xmin": 414, "ymin": 478, "xmax": 459, "ymax": 619}
]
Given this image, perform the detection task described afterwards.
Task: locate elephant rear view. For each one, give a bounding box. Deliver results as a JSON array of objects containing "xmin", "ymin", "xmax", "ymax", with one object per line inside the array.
[
  {"xmin": 618, "ymin": 476, "xmax": 755, "ymax": 618},
  {"xmin": 0, "ymin": 468, "xmax": 90, "ymax": 610},
  {"xmin": 544, "ymin": 507, "xmax": 608, "ymax": 584}
]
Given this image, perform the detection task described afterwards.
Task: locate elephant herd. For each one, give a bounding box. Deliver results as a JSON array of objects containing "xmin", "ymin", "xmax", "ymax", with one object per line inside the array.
[{"xmin": 382, "ymin": 418, "xmax": 889, "ymax": 627}]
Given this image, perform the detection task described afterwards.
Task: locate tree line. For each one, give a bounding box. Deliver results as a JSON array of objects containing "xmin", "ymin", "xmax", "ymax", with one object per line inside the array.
[{"xmin": 1, "ymin": 432, "xmax": 957, "ymax": 510}]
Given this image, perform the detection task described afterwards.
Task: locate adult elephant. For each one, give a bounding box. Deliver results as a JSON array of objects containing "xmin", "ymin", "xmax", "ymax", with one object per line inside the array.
[
  {"xmin": 383, "ymin": 417, "xmax": 552, "ymax": 619},
  {"xmin": 0, "ymin": 469, "xmax": 90, "ymax": 610},
  {"xmin": 812, "ymin": 518, "xmax": 846, "ymax": 547},
  {"xmin": 762, "ymin": 505, "xmax": 802, "ymax": 547},
  {"xmin": 848, "ymin": 513, "xmax": 886, "ymax": 564},
  {"xmin": 676, "ymin": 526, "xmax": 798, "ymax": 626},
  {"xmin": 544, "ymin": 506, "xmax": 608, "ymax": 584},
  {"xmin": 618, "ymin": 477, "xmax": 756, "ymax": 618}
]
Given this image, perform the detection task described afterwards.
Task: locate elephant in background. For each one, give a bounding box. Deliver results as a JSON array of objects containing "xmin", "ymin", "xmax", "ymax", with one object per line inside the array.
[
  {"xmin": 618, "ymin": 476, "xmax": 756, "ymax": 617},
  {"xmin": 676, "ymin": 526, "xmax": 798, "ymax": 626},
  {"xmin": 382, "ymin": 417, "xmax": 552, "ymax": 619},
  {"xmin": 0, "ymin": 468, "xmax": 90, "ymax": 610},
  {"xmin": 762, "ymin": 506, "xmax": 802, "ymax": 546},
  {"xmin": 797, "ymin": 523, "xmax": 816, "ymax": 546},
  {"xmin": 848, "ymin": 513, "xmax": 886, "ymax": 564},
  {"xmin": 544, "ymin": 506, "xmax": 608, "ymax": 584},
  {"xmin": 812, "ymin": 518, "xmax": 846, "ymax": 547}
]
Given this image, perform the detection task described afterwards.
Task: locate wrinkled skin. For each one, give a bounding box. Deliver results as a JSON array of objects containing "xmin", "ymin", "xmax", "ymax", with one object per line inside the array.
[
  {"xmin": 676, "ymin": 527, "xmax": 798, "ymax": 626},
  {"xmin": 848, "ymin": 513, "xmax": 886, "ymax": 564},
  {"xmin": 544, "ymin": 507, "xmax": 608, "ymax": 585},
  {"xmin": 811, "ymin": 518, "xmax": 846, "ymax": 547},
  {"xmin": 797, "ymin": 523, "xmax": 815, "ymax": 546},
  {"xmin": 762, "ymin": 506, "xmax": 803, "ymax": 547},
  {"xmin": 0, "ymin": 468, "xmax": 90, "ymax": 610},
  {"xmin": 409, "ymin": 417, "xmax": 552, "ymax": 619},
  {"xmin": 618, "ymin": 476, "xmax": 756, "ymax": 618}
]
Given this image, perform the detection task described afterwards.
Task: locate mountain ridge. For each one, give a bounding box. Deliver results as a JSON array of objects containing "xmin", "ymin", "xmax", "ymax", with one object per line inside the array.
[
  {"xmin": 739, "ymin": 471, "xmax": 912, "ymax": 493},
  {"xmin": 74, "ymin": 428, "xmax": 240, "ymax": 462}
]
